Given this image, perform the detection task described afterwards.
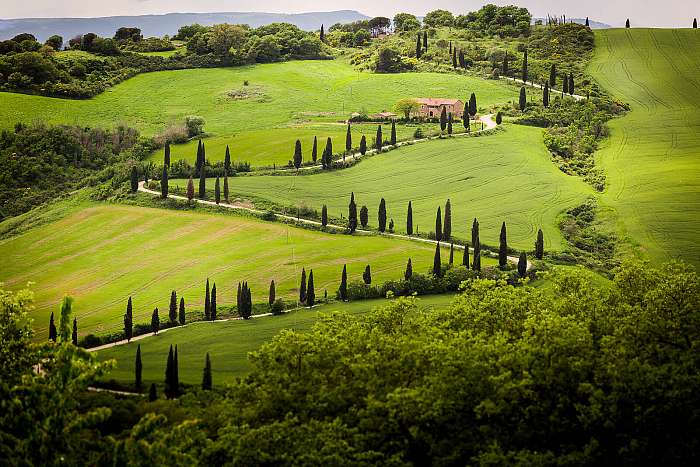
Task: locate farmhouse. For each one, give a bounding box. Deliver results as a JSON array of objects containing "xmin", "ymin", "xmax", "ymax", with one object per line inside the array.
[{"xmin": 413, "ymin": 98, "xmax": 465, "ymax": 118}]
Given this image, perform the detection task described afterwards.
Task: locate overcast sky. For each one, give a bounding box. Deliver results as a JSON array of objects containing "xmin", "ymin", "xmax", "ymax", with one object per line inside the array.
[{"xmin": 3, "ymin": 0, "xmax": 699, "ymax": 28}]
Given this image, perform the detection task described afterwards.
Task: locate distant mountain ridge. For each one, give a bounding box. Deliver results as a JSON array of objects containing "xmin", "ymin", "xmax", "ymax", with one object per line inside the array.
[{"xmin": 0, "ymin": 10, "xmax": 370, "ymax": 42}]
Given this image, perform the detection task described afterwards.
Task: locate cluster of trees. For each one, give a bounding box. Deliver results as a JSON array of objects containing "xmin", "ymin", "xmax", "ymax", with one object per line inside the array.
[{"xmin": 421, "ymin": 5, "xmax": 532, "ymax": 37}]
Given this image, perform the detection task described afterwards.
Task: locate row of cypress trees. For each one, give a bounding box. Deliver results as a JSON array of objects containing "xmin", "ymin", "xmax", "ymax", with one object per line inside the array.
[{"xmin": 134, "ymin": 345, "xmax": 215, "ymax": 397}]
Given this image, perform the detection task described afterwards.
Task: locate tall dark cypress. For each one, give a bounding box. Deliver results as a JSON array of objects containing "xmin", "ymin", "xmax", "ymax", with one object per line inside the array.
[
  {"xmin": 72, "ymin": 317, "xmax": 78, "ymax": 345},
  {"xmin": 625, "ymin": 19, "xmax": 630, "ymax": 28},
  {"xmin": 236, "ymin": 282, "xmax": 242, "ymax": 316},
  {"xmin": 447, "ymin": 113, "xmax": 453, "ymax": 135},
  {"xmin": 435, "ymin": 206, "xmax": 443, "ymax": 241},
  {"xmin": 224, "ymin": 145, "xmax": 231, "ymax": 174},
  {"xmin": 518, "ymin": 252, "xmax": 528, "ymax": 277},
  {"xmin": 269, "ymin": 280, "xmax": 276, "ymax": 308},
  {"xmin": 223, "ymin": 174, "xmax": 229, "ymax": 203},
  {"xmin": 320, "ymin": 24, "xmax": 325, "ymax": 42},
  {"xmin": 294, "ymin": 139, "xmax": 302, "ymax": 170},
  {"xmin": 535, "ymin": 228, "xmax": 544, "ymax": 259},
  {"xmin": 433, "ymin": 242, "xmax": 442, "ymax": 277},
  {"xmin": 543, "ymin": 81, "xmax": 550, "ymax": 108},
  {"xmin": 149, "ymin": 383, "xmax": 157, "ymax": 401},
  {"xmin": 339, "ymin": 265, "xmax": 348, "ymax": 301},
  {"xmin": 346, "ymin": 124, "xmax": 352, "ymax": 153},
  {"xmin": 378, "ymin": 198, "xmax": 387, "ymax": 232},
  {"xmin": 210, "ymin": 283, "xmax": 217, "ymax": 320},
  {"xmin": 195, "ymin": 140, "xmax": 203, "ymax": 176},
  {"xmin": 151, "ymin": 308, "xmax": 160, "ymax": 334},
  {"xmin": 423, "ymin": 30, "xmax": 428, "ymax": 49},
  {"xmin": 449, "ymin": 243, "xmax": 454, "ymax": 265},
  {"xmin": 160, "ymin": 164, "xmax": 168, "ymax": 199},
  {"xmin": 165, "ymin": 345, "xmax": 174, "ymax": 398},
  {"xmin": 499, "ymin": 221, "xmax": 508, "ymax": 269},
  {"xmin": 359, "ymin": 135, "xmax": 367, "ymax": 155},
  {"xmin": 360, "ymin": 205, "xmax": 368, "ymax": 228},
  {"xmin": 406, "ymin": 201, "xmax": 413, "ymax": 235},
  {"xmin": 323, "ymin": 137, "xmax": 333, "ymax": 169},
  {"xmin": 519, "ymin": 87, "xmax": 527, "ymax": 111},
  {"xmin": 348, "ymin": 192, "xmax": 358, "ymax": 233},
  {"xmin": 306, "ymin": 270, "xmax": 315, "ymax": 307},
  {"xmin": 463, "ymin": 242, "xmax": 470, "ymax": 269},
  {"xmin": 585, "ymin": 17, "xmax": 590, "ymax": 27},
  {"xmin": 390, "ymin": 120, "xmax": 397, "ymax": 145},
  {"xmin": 443, "ymin": 199, "xmax": 452, "ymax": 241},
  {"xmin": 468, "ymin": 93, "xmax": 477, "ymax": 116},
  {"xmin": 135, "ymin": 344, "xmax": 143, "ymax": 391},
  {"xmin": 549, "ymin": 64, "xmax": 557, "ymax": 88},
  {"xmin": 312, "ymin": 136, "xmax": 318, "ymax": 162},
  {"xmin": 568, "ymin": 74, "xmax": 575, "ymax": 96},
  {"xmin": 449, "ymin": 41, "xmax": 452, "ymax": 54},
  {"xmin": 214, "ymin": 176, "xmax": 221, "ymax": 204},
  {"xmin": 124, "ymin": 297, "xmax": 133, "ymax": 342},
  {"xmin": 169, "ymin": 291, "xmax": 177, "ymax": 323},
  {"xmin": 299, "ymin": 268, "xmax": 307, "ymax": 305},
  {"xmin": 472, "ymin": 218, "xmax": 481, "ymax": 271},
  {"xmin": 459, "ymin": 50, "xmax": 466, "ymax": 68},
  {"xmin": 363, "ymin": 265, "xmax": 372, "ymax": 285},
  {"xmin": 563, "ymin": 74, "xmax": 569, "ymax": 94},
  {"xmin": 522, "ymin": 49, "xmax": 528, "ymax": 83},
  {"xmin": 198, "ymin": 162, "xmax": 206, "ymax": 199},
  {"xmin": 178, "ymin": 297, "xmax": 185, "ymax": 325},
  {"xmin": 204, "ymin": 278, "xmax": 210, "ymax": 321},
  {"xmin": 416, "ymin": 33, "xmax": 422, "ymax": 58},
  {"xmin": 463, "ymin": 101, "xmax": 470, "ymax": 130},
  {"xmin": 452, "ymin": 48, "xmax": 457, "ymax": 68},
  {"xmin": 202, "ymin": 353, "xmax": 212, "ymax": 390},
  {"xmin": 440, "ymin": 107, "xmax": 447, "ymax": 132},
  {"xmin": 375, "ymin": 125, "xmax": 383, "ymax": 151},
  {"xmin": 130, "ymin": 166, "xmax": 138, "ymax": 193},
  {"xmin": 164, "ymin": 143, "xmax": 171, "ymax": 167},
  {"xmin": 173, "ymin": 345, "xmax": 179, "ymax": 395},
  {"xmin": 695, "ymin": 18, "xmax": 698, "ymax": 28},
  {"xmin": 502, "ymin": 51, "xmax": 509, "ymax": 76},
  {"xmin": 404, "ymin": 258, "xmax": 413, "ymax": 280},
  {"xmin": 321, "ymin": 204, "xmax": 328, "ymax": 227},
  {"xmin": 49, "ymin": 312, "xmax": 57, "ymax": 342}
]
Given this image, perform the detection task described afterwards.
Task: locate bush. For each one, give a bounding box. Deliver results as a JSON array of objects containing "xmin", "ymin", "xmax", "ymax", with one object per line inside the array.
[
  {"xmin": 271, "ymin": 299, "xmax": 285, "ymax": 315},
  {"xmin": 185, "ymin": 116, "xmax": 205, "ymax": 137}
]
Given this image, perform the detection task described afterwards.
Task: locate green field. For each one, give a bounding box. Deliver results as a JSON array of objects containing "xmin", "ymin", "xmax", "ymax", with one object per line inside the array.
[
  {"xmin": 0, "ymin": 203, "xmax": 487, "ymax": 338},
  {"xmin": 174, "ymin": 124, "xmax": 593, "ymax": 251},
  {"xmin": 589, "ymin": 29, "xmax": 700, "ymax": 266},
  {"xmin": 0, "ymin": 59, "xmax": 517, "ymax": 167},
  {"xmin": 96, "ymin": 294, "xmax": 456, "ymax": 385}
]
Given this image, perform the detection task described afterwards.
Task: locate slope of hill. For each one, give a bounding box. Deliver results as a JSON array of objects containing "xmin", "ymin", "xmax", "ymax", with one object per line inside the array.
[
  {"xmin": 0, "ymin": 10, "xmax": 368, "ymax": 42},
  {"xmin": 589, "ymin": 29, "xmax": 700, "ymax": 267}
]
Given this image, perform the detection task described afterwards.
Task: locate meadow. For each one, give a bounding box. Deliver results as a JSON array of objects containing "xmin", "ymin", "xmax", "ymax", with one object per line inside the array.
[
  {"xmin": 0, "ymin": 203, "xmax": 484, "ymax": 338},
  {"xmin": 174, "ymin": 124, "xmax": 593, "ymax": 251},
  {"xmin": 589, "ymin": 29, "xmax": 700, "ymax": 267},
  {"xmin": 0, "ymin": 59, "xmax": 518, "ymax": 167},
  {"xmin": 96, "ymin": 294, "xmax": 456, "ymax": 385}
]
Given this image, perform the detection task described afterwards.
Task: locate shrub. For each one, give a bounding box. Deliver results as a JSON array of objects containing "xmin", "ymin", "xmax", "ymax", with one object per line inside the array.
[{"xmin": 185, "ymin": 116, "xmax": 205, "ymax": 137}]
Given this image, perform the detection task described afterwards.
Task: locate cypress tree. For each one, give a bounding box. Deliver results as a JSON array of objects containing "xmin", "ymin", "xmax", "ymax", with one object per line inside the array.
[
  {"xmin": 165, "ymin": 345, "xmax": 174, "ymax": 398},
  {"xmin": 130, "ymin": 165, "xmax": 138, "ymax": 192},
  {"xmin": 443, "ymin": 199, "xmax": 452, "ymax": 241},
  {"xmin": 49, "ymin": 312, "xmax": 57, "ymax": 342},
  {"xmin": 169, "ymin": 291, "xmax": 177, "ymax": 323},
  {"xmin": 518, "ymin": 252, "xmax": 527, "ymax": 277},
  {"xmin": 348, "ymin": 192, "xmax": 358, "ymax": 233},
  {"xmin": 149, "ymin": 383, "xmax": 157, "ymax": 401},
  {"xmin": 160, "ymin": 164, "xmax": 168, "ymax": 199},
  {"xmin": 440, "ymin": 107, "xmax": 447, "ymax": 132},
  {"xmin": 224, "ymin": 145, "xmax": 231, "ymax": 174},
  {"xmin": 535, "ymin": 228, "xmax": 544, "ymax": 259},
  {"xmin": 375, "ymin": 125, "xmax": 383, "ymax": 151},
  {"xmin": 390, "ymin": 120, "xmax": 397, "ymax": 145},
  {"xmin": 463, "ymin": 101, "xmax": 471, "ymax": 131},
  {"xmin": 496, "ymin": 112, "xmax": 503, "ymax": 124},
  {"xmin": 522, "ymin": 49, "xmax": 528, "ymax": 83},
  {"xmin": 543, "ymin": 81, "xmax": 550, "ymax": 108},
  {"xmin": 174, "ymin": 345, "xmax": 179, "ymax": 396},
  {"xmin": 124, "ymin": 297, "xmax": 133, "ymax": 342},
  {"xmin": 321, "ymin": 204, "xmax": 328, "ymax": 227},
  {"xmin": 204, "ymin": 278, "xmax": 210, "ymax": 321},
  {"xmin": 568, "ymin": 74, "xmax": 575, "ymax": 96},
  {"xmin": 339, "ymin": 265, "xmax": 348, "ymax": 301},
  {"xmin": 306, "ymin": 270, "xmax": 315, "ymax": 307},
  {"xmin": 195, "ymin": 140, "xmax": 203, "ymax": 176},
  {"xmin": 293, "ymin": 139, "xmax": 302, "ymax": 170},
  {"xmin": 459, "ymin": 50, "xmax": 466, "ymax": 68},
  {"xmin": 626, "ymin": 19, "xmax": 630, "ymax": 28},
  {"xmin": 449, "ymin": 243, "xmax": 454, "ymax": 265},
  {"xmin": 164, "ymin": 143, "xmax": 171, "ymax": 167},
  {"xmin": 499, "ymin": 221, "xmax": 508, "ymax": 269},
  {"xmin": 416, "ymin": 33, "xmax": 422, "ymax": 58},
  {"xmin": 452, "ymin": 48, "xmax": 457, "ymax": 68},
  {"xmin": 198, "ymin": 164, "xmax": 206, "ymax": 199},
  {"xmin": 210, "ymin": 283, "xmax": 217, "ymax": 321},
  {"xmin": 435, "ymin": 206, "xmax": 443, "ymax": 241},
  {"xmin": 186, "ymin": 176, "xmax": 194, "ymax": 201},
  {"xmin": 151, "ymin": 308, "xmax": 159, "ymax": 335},
  {"xmin": 406, "ymin": 201, "xmax": 413, "ymax": 235},
  {"xmin": 320, "ymin": 24, "xmax": 325, "ymax": 42},
  {"xmin": 323, "ymin": 137, "xmax": 333, "ymax": 169},
  {"xmin": 469, "ymin": 93, "xmax": 477, "ymax": 116},
  {"xmin": 236, "ymin": 282, "xmax": 242, "ymax": 316},
  {"xmin": 360, "ymin": 205, "xmax": 368, "ymax": 228},
  {"xmin": 72, "ymin": 317, "xmax": 78, "ymax": 346},
  {"xmin": 202, "ymin": 353, "xmax": 212, "ymax": 390},
  {"xmin": 519, "ymin": 87, "xmax": 527, "ymax": 111},
  {"xmin": 502, "ymin": 51, "xmax": 509, "ymax": 76},
  {"xmin": 549, "ymin": 64, "xmax": 557, "ymax": 88},
  {"xmin": 135, "ymin": 344, "xmax": 142, "ymax": 391},
  {"xmin": 472, "ymin": 218, "xmax": 481, "ymax": 271},
  {"xmin": 299, "ymin": 268, "xmax": 307, "ymax": 305},
  {"xmin": 447, "ymin": 113, "xmax": 453, "ymax": 135},
  {"xmin": 269, "ymin": 280, "xmax": 276, "ymax": 308},
  {"xmin": 237, "ymin": 282, "xmax": 252, "ymax": 319},
  {"xmin": 378, "ymin": 198, "xmax": 387, "ymax": 232},
  {"xmin": 404, "ymin": 258, "xmax": 413, "ymax": 280},
  {"xmin": 585, "ymin": 17, "xmax": 590, "ymax": 27},
  {"xmin": 223, "ymin": 174, "xmax": 229, "ymax": 202},
  {"xmin": 214, "ymin": 176, "xmax": 221, "ymax": 204},
  {"xmin": 346, "ymin": 124, "xmax": 352, "ymax": 153},
  {"xmin": 359, "ymin": 135, "xmax": 367, "ymax": 155},
  {"xmin": 433, "ymin": 242, "xmax": 442, "ymax": 277},
  {"xmin": 694, "ymin": 18, "xmax": 698, "ymax": 28},
  {"xmin": 178, "ymin": 297, "xmax": 185, "ymax": 325},
  {"xmin": 312, "ymin": 136, "xmax": 318, "ymax": 162},
  {"xmin": 463, "ymin": 242, "xmax": 470, "ymax": 269},
  {"xmin": 563, "ymin": 74, "xmax": 569, "ymax": 94},
  {"xmin": 363, "ymin": 265, "xmax": 372, "ymax": 285},
  {"xmin": 449, "ymin": 41, "xmax": 452, "ymax": 54},
  {"xmin": 423, "ymin": 30, "xmax": 428, "ymax": 49}
]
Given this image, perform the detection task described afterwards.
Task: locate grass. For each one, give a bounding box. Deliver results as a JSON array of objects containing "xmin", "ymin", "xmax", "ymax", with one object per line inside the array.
[
  {"xmin": 0, "ymin": 203, "xmax": 493, "ymax": 339},
  {"xmin": 96, "ymin": 294, "xmax": 456, "ymax": 386},
  {"xmin": 173, "ymin": 124, "xmax": 592, "ymax": 251},
  {"xmin": 0, "ymin": 59, "xmax": 517, "ymax": 167},
  {"xmin": 589, "ymin": 29, "xmax": 700, "ymax": 267}
]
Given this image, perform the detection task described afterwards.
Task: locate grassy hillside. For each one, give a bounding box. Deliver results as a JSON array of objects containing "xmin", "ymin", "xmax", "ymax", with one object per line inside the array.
[
  {"xmin": 96, "ymin": 294, "xmax": 455, "ymax": 385},
  {"xmin": 0, "ymin": 203, "xmax": 485, "ymax": 339},
  {"xmin": 589, "ymin": 29, "xmax": 700, "ymax": 266},
  {"xmin": 0, "ymin": 59, "xmax": 517, "ymax": 167},
  {"xmin": 175, "ymin": 124, "xmax": 592, "ymax": 251}
]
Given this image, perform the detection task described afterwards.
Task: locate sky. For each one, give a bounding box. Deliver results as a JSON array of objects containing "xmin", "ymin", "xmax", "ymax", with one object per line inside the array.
[{"xmin": 2, "ymin": 0, "xmax": 699, "ymax": 28}]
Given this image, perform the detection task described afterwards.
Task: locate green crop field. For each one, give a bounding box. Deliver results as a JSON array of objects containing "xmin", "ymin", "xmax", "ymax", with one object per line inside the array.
[
  {"xmin": 0, "ymin": 59, "xmax": 517, "ymax": 167},
  {"xmin": 0, "ymin": 203, "xmax": 486, "ymax": 339},
  {"xmin": 174, "ymin": 124, "xmax": 593, "ymax": 251},
  {"xmin": 589, "ymin": 29, "xmax": 700, "ymax": 266},
  {"xmin": 96, "ymin": 294, "xmax": 456, "ymax": 386}
]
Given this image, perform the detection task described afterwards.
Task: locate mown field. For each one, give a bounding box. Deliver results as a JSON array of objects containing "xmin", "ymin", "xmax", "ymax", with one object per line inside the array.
[
  {"xmin": 0, "ymin": 203, "xmax": 487, "ymax": 338},
  {"xmin": 97, "ymin": 294, "xmax": 456, "ymax": 385},
  {"xmin": 589, "ymin": 29, "xmax": 700, "ymax": 267},
  {"xmin": 0, "ymin": 59, "xmax": 518, "ymax": 167},
  {"xmin": 174, "ymin": 124, "xmax": 593, "ymax": 251}
]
